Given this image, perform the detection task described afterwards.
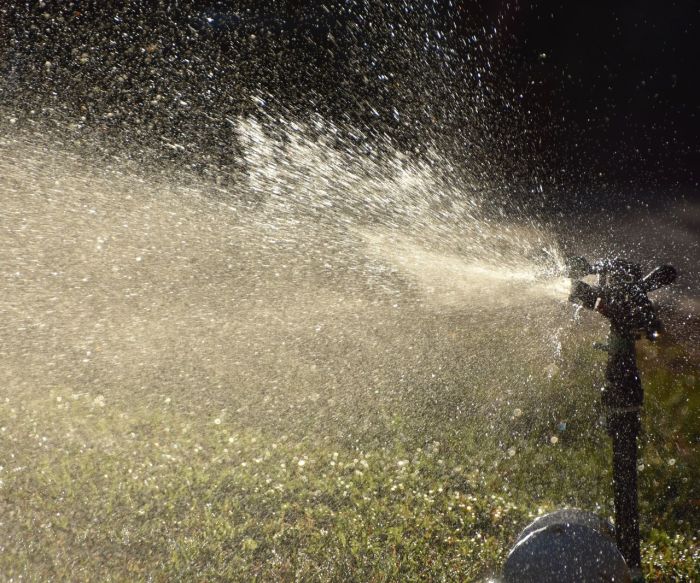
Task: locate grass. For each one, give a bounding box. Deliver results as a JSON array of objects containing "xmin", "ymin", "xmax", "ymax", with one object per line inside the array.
[{"xmin": 0, "ymin": 342, "xmax": 697, "ymax": 582}]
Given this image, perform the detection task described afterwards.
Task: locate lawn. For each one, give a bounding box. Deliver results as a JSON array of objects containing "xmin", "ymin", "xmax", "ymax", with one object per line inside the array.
[{"xmin": 0, "ymin": 338, "xmax": 696, "ymax": 582}]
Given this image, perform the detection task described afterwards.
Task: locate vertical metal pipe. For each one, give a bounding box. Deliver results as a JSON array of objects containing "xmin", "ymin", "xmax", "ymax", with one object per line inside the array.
[
  {"xmin": 610, "ymin": 413, "xmax": 642, "ymax": 572},
  {"xmin": 603, "ymin": 331, "xmax": 643, "ymax": 577}
]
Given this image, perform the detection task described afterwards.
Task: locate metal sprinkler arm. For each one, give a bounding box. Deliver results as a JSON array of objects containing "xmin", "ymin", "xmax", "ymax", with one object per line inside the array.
[{"xmin": 640, "ymin": 264, "xmax": 678, "ymax": 293}]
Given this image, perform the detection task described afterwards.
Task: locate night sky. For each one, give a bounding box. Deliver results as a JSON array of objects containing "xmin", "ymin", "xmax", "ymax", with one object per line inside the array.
[
  {"xmin": 494, "ymin": 0, "xmax": 699, "ymax": 199},
  {"xmin": 2, "ymin": 1, "xmax": 698, "ymax": 209}
]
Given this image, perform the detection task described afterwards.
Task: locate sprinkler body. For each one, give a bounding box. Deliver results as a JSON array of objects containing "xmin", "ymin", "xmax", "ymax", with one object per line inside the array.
[{"xmin": 567, "ymin": 257, "xmax": 676, "ymax": 579}]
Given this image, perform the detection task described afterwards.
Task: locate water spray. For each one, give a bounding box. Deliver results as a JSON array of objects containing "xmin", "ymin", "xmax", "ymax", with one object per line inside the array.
[{"xmin": 566, "ymin": 256, "xmax": 677, "ymax": 578}]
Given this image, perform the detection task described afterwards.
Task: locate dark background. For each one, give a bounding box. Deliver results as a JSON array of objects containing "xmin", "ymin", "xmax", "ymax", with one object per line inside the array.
[
  {"xmin": 1, "ymin": 1, "xmax": 698, "ymax": 212},
  {"xmin": 495, "ymin": 0, "xmax": 699, "ymax": 205}
]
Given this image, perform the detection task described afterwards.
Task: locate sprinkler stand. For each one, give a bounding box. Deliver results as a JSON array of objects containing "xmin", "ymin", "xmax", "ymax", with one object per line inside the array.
[{"xmin": 567, "ymin": 257, "xmax": 677, "ymax": 580}]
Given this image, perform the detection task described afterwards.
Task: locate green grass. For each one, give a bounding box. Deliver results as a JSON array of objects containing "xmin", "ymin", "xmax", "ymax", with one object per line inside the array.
[{"xmin": 0, "ymin": 343, "xmax": 697, "ymax": 581}]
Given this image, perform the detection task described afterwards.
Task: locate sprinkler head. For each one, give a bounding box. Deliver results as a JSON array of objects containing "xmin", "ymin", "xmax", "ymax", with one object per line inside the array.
[{"xmin": 567, "ymin": 256, "xmax": 676, "ymax": 341}]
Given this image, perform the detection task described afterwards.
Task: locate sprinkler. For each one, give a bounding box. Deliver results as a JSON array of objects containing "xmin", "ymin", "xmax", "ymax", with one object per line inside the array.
[{"xmin": 566, "ymin": 256, "xmax": 677, "ymax": 579}]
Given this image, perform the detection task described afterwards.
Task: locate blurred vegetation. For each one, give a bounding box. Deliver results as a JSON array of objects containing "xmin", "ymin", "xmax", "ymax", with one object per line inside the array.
[{"xmin": 0, "ymin": 340, "xmax": 697, "ymax": 582}]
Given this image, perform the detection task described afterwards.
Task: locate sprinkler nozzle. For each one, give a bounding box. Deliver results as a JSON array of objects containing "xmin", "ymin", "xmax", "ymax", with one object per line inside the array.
[
  {"xmin": 566, "ymin": 256, "xmax": 676, "ymax": 341},
  {"xmin": 569, "ymin": 280, "xmax": 597, "ymax": 309}
]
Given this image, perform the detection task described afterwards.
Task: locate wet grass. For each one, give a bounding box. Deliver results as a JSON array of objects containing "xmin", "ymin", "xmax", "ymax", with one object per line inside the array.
[{"xmin": 0, "ymin": 344, "xmax": 697, "ymax": 582}]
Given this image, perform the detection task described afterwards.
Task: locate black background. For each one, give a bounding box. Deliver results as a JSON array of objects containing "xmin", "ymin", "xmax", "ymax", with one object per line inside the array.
[
  {"xmin": 494, "ymin": 0, "xmax": 698, "ymax": 201},
  {"xmin": 1, "ymin": 1, "xmax": 698, "ymax": 210}
]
